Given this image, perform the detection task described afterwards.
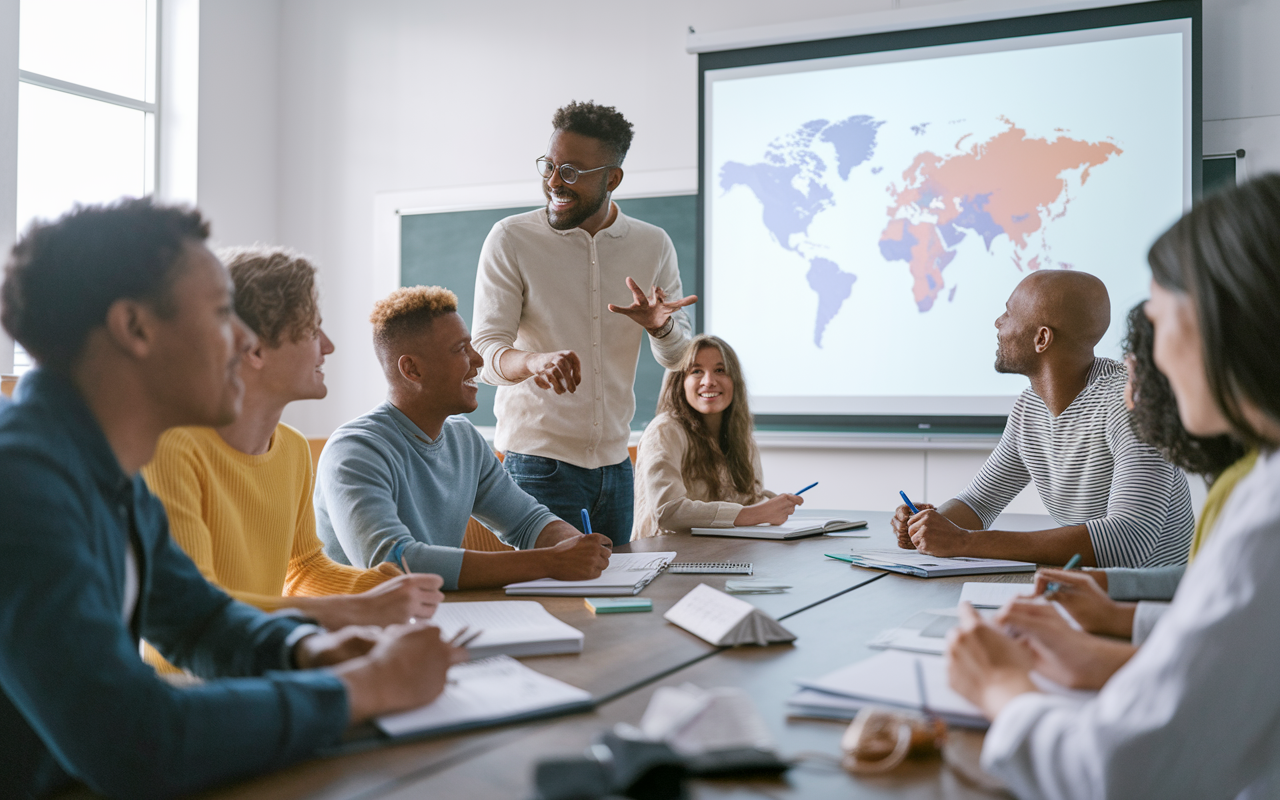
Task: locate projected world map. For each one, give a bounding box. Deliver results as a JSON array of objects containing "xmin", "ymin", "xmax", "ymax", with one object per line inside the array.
[{"xmin": 720, "ymin": 115, "xmax": 1123, "ymax": 347}]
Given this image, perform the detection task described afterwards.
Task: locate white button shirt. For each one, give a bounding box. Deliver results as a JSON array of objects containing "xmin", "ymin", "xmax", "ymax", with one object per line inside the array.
[
  {"xmin": 472, "ymin": 205, "xmax": 691, "ymax": 469},
  {"xmin": 982, "ymin": 448, "xmax": 1280, "ymax": 800}
]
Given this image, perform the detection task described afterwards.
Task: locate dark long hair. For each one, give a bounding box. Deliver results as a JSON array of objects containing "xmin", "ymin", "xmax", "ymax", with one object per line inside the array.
[
  {"xmin": 656, "ymin": 335, "xmax": 763, "ymax": 500},
  {"xmin": 1123, "ymin": 303, "xmax": 1246, "ymax": 478},
  {"xmin": 1147, "ymin": 173, "xmax": 1280, "ymax": 449}
]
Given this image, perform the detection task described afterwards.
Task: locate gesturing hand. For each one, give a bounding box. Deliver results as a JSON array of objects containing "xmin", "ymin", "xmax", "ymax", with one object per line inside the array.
[
  {"xmin": 529, "ymin": 350, "xmax": 582, "ymax": 394},
  {"xmin": 546, "ymin": 533, "xmax": 612, "ymax": 581},
  {"xmin": 891, "ymin": 502, "xmax": 936, "ymax": 549},
  {"xmin": 607, "ymin": 277, "xmax": 697, "ymax": 334}
]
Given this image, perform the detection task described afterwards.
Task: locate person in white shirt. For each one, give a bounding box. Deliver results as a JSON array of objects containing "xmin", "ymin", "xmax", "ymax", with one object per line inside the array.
[
  {"xmin": 472, "ymin": 101, "xmax": 695, "ymax": 545},
  {"xmin": 945, "ymin": 174, "xmax": 1280, "ymax": 800}
]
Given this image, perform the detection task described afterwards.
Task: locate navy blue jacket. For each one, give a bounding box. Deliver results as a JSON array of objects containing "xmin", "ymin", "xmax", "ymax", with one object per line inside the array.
[{"xmin": 0, "ymin": 370, "xmax": 349, "ymax": 799}]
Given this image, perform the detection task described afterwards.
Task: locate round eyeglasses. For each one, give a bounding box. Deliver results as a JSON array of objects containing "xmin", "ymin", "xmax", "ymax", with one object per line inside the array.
[{"xmin": 536, "ymin": 157, "xmax": 618, "ymax": 185}]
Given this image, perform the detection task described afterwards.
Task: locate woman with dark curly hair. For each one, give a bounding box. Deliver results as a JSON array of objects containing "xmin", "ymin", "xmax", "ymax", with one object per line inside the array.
[{"xmin": 1034, "ymin": 305, "xmax": 1255, "ymax": 643}]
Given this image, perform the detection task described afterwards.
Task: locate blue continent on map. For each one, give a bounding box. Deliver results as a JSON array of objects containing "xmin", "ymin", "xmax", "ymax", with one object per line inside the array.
[
  {"xmin": 806, "ymin": 258, "xmax": 857, "ymax": 346},
  {"xmin": 720, "ymin": 114, "xmax": 883, "ymax": 347}
]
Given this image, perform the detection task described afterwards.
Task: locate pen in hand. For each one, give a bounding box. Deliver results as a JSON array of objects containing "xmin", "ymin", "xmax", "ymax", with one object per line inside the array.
[
  {"xmin": 581, "ymin": 508, "xmax": 611, "ymax": 548},
  {"xmin": 1043, "ymin": 553, "xmax": 1083, "ymax": 598},
  {"xmin": 795, "ymin": 481, "xmax": 819, "ymax": 496},
  {"xmin": 899, "ymin": 490, "xmax": 921, "ymax": 515}
]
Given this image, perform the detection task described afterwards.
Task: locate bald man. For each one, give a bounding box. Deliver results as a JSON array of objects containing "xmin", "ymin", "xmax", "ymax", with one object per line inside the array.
[{"xmin": 891, "ymin": 271, "xmax": 1195, "ymax": 568}]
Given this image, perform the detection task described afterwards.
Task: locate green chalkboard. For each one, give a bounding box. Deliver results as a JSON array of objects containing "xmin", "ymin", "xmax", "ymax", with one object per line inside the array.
[{"xmin": 400, "ymin": 195, "xmax": 698, "ymax": 429}]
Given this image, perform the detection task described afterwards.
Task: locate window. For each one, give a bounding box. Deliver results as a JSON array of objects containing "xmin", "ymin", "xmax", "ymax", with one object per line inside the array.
[{"xmin": 12, "ymin": 0, "xmax": 158, "ymax": 374}]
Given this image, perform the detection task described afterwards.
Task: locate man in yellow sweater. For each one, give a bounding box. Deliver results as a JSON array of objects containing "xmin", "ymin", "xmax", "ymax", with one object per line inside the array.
[{"xmin": 142, "ymin": 247, "xmax": 444, "ymax": 655}]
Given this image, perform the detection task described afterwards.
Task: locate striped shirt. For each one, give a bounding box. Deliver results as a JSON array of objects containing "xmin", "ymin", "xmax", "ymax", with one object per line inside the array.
[{"xmin": 956, "ymin": 358, "xmax": 1195, "ymax": 568}]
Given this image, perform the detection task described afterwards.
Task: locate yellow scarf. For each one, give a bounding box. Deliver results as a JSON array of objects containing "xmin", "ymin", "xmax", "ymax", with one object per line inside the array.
[{"xmin": 1189, "ymin": 449, "xmax": 1259, "ymax": 562}]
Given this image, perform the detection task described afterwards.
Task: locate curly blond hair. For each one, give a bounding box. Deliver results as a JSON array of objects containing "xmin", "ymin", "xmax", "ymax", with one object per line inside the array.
[
  {"xmin": 370, "ymin": 285, "xmax": 458, "ymax": 360},
  {"xmin": 219, "ymin": 245, "xmax": 319, "ymax": 347}
]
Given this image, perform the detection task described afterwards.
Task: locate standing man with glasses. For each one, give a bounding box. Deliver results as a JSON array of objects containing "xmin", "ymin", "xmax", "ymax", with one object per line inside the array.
[{"xmin": 472, "ymin": 101, "xmax": 695, "ymax": 545}]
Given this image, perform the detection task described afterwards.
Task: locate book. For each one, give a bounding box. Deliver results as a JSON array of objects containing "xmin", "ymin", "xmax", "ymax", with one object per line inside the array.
[
  {"xmin": 431, "ymin": 601, "xmax": 584, "ymax": 659},
  {"xmin": 663, "ymin": 584, "xmax": 796, "ymax": 646},
  {"xmin": 690, "ymin": 519, "xmax": 867, "ymax": 540},
  {"xmin": 375, "ymin": 656, "xmax": 592, "ymax": 738},
  {"xmin": 504, "ymin": 552, "xmax": 676, "ymax": 596},
  {"xmin": 958, "ymin": 581, "xmax": 1036, "ymax": 608},
  {"xmin": 842, "ymin": 548, "xmax": 1036, "ymax": 578},
  {"xmin": 790, "ymin": 650, "xmax": 988, "ymax": 728}
]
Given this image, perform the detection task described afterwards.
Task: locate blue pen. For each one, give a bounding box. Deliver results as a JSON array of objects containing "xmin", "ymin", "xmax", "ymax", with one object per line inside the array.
[
  {"xmin": 796, "ymin": 481, "xmax": 819, "ymax": 496},
  {"xmin": 899, "ymin": 490, "xmax": 921, "ymax": 515},
  {"xmin": 580, "ymin": 508, "xmax": 593, "ymax": 536}
]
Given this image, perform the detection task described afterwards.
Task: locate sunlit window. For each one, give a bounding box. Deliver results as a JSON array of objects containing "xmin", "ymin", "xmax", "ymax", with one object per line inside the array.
[{"xmin": 12, "ymin": 0, "xmax": 157, "ymax": 374}]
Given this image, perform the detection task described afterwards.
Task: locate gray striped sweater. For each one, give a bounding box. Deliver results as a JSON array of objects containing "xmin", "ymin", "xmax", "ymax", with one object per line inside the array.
[{"xmin": 956, "ymin": 358, "xmax": 1195, "ymax": 568}]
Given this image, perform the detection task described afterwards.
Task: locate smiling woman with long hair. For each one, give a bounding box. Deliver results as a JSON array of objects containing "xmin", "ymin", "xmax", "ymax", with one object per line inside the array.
[
  {"xmin": 945, "ymin": 174, "xmax": 1280, "ymax": 799},
  {"xmin": 631, "ymin": 335, "xmax": 801, "ymax": 539}
]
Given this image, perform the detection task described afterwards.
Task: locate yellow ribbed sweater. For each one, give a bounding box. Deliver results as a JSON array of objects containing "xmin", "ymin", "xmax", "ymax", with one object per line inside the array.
[{"xmin": 141, "ymin": 423, "xmax": 393, "ymax": 671}]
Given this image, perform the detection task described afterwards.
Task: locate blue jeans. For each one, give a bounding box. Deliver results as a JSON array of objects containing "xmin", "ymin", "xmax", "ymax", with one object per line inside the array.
[{"xmin": 503, "ymin": 452, "xmax": 634, "ymax": 546}]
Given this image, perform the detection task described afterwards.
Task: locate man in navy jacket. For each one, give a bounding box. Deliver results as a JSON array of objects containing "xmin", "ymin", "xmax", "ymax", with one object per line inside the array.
[{"xmin": 0, "ymin": 199, "xmax": 460, "ymax": 799}]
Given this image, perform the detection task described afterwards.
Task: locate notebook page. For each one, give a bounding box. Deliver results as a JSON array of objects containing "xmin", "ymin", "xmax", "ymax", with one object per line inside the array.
[
  {"xmin": 664, "ymin": 584, "xmax": 754, "ymax": 645},
  {"xmin": 432, "ymin": 601, "xmax": 583, "ymax": 648},
  {"xmin": 376, "ymin": 656, "xmax": 590, "ymax": 737}
]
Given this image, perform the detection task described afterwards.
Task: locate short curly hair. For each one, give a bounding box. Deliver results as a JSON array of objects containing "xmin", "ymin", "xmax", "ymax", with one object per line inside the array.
[
  {"xmin": 552, "ymin": 101, "xmax": 634, "ymax": 164},
  {"xmin": 370, "ymin": 285, "xmax": 458, "ymax": 362},
  {"xmin": 1123, "ymin": 303, "xmax": 1246, "ymax": 479},
  {"xmin": 219, "ymin": 246, "xmax": 320, "ymax": 348},
  {"xmin": 1, "ymin": 197, "xmax": 209, "ymax": 373}
]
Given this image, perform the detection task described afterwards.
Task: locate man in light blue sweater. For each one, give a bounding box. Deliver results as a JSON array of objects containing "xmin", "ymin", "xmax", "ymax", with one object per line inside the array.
[{"xmin": 316, "ymin": 286, "xmax": 612, "ymax": 591}]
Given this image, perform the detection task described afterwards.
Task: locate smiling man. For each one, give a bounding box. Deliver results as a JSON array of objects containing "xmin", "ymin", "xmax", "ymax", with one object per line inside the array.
[
  {"xmin": 890, "ymin": 270, "xmax": 1195, "ymax": 568},
  {"xmin": 471, "ymin": 101, "xmax": 696, "ymax": 545},
  {"xmin": 315, "ymin": 286, "xmax": 612, "ymax": 590},
  {"xmin": 140, "ymin": 247, "xmax": 445, "ymax": 676}
]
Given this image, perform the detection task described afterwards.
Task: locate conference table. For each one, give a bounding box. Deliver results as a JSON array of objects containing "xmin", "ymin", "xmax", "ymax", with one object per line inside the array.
[{"xmin": 135, "ymin": 510, "xmax": 1050, "ymax": 800}]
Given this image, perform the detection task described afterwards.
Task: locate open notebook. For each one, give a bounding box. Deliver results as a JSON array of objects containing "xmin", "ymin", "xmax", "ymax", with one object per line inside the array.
[
  {"xmin": 691, "ymin": 519, "xmax": 867, "ymax": 541},
  {"xmin": 432, "ymin": 601, "xmax": 584, "ymax": 659},
  {"xmin": 376, "ymin": 656, "xmax": 592, "ymax": 738},
  {"xmin": 505, "ymin": 552, "xmax": 676, "ymax": 596}
]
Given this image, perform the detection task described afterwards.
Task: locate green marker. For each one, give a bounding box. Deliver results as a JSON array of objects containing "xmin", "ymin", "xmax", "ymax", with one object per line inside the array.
[
  {"xmin": 1043, "ymin": 553, "xmax": 1083, "ymax": 597},
  {"xmin": 585, "ymin": 597, "xmax": 652, "ymax": 614}
]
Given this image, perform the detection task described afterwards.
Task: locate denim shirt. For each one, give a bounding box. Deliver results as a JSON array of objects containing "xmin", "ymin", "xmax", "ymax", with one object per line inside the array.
[{"xmin": 0, "ymin": 370, "xmax": 348, "ymax": 799}]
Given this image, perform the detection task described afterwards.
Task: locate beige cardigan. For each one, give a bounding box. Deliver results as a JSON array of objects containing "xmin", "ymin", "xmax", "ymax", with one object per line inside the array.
[{"xmin": 631, "ymin": 413, "xmax": 772, "ymax": 540}]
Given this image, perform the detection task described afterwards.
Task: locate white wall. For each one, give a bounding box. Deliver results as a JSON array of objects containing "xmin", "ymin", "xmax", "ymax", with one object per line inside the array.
[
  {"xmin": 196, "ymin": 0, "xmax": 280, "ymax": 247},
  {"xmin": 192, "ymin": 0, "xmax": 1252, "ymax": 515}
]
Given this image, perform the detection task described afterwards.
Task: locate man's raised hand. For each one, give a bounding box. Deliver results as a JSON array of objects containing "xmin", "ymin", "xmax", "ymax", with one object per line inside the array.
[{"xmin": 607, "ymin": 277, "xmax": 697, "ymax": 334}]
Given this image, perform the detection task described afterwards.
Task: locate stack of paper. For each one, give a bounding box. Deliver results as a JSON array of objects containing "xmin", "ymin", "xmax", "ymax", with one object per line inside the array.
[
  {"xmin": 844, "ymin": 549, "xmax": 1036, "ymax": 578},
  {"xmin": 664, "ymin": 584, "xmax": 796, "ymax": 646},
  {"xmin": 867, "ymin": 608, "xmax": 964, "ymax": 655},
  {"xmin": 376, "ymin": 656, "xmax": 592, "ymax": 738},
  {"xmin": 432, "ymin": 601, "xmax": 584, "ymax": 659},
  {"xmin": 505, "ymin": 552, "xmax": 676, "ymax": 596},
  {"xmin": 788, "ymin": 650, "xmax": 988, "ymax": 728},
  {"xmin": 692, "ymin": 519, "xmax": 866, "ymax": 540}
]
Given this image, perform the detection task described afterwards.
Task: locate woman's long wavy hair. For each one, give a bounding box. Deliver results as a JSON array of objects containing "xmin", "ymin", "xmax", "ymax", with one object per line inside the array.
[
  {"xmin": 657, "ymin": 335, "xmax": 763, "ymax": 500},
  {"xmin": 1123, "ymin": 303, "xmax": 1246, "ymax": 480},
  {"xmin": 1147, "ymin": 173, "xmax": 1280, "ymax": 450}
]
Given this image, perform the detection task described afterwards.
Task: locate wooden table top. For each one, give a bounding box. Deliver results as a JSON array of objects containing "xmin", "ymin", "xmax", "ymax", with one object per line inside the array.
[{"xmin": 158, "ymin": 510, "xmax": 1044, "ymax": 800}]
